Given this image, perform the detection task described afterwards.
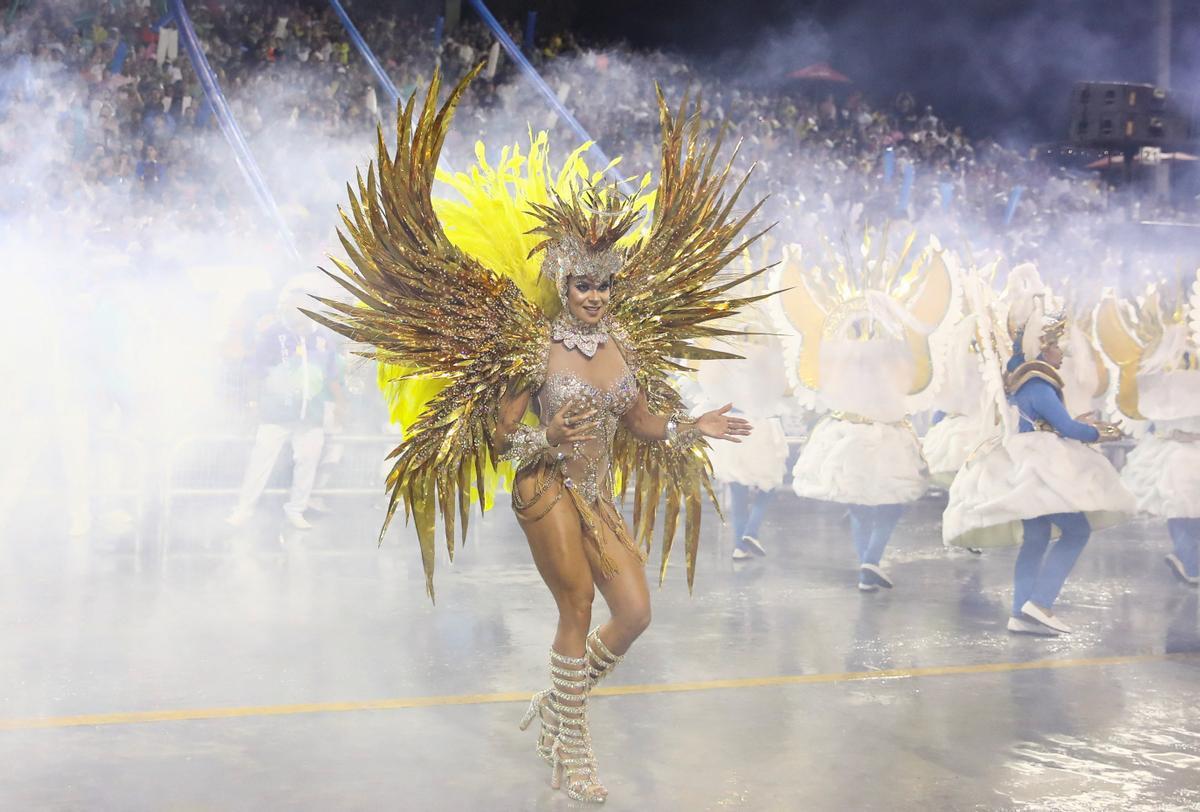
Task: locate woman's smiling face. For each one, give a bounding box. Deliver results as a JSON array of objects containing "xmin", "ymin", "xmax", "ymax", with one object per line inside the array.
[{"xmin": 565, "ymin": 275, "xmax": 612, "ymax": 325}]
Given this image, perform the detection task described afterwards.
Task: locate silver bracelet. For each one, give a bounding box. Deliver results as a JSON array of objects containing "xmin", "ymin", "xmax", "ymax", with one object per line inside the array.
[
  {"xmin": 664, "ymin": 414, "xmax": 700, "ymax": 448},
  {"xmin": 502, "ymin": 425, "xmax": 552, "ymax": 470}
]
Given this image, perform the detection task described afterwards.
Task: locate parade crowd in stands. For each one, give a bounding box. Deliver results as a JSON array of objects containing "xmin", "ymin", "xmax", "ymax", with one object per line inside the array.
[{"xmin": 1, "ymin": 0, "xmax": 1151, "ymax": 260}]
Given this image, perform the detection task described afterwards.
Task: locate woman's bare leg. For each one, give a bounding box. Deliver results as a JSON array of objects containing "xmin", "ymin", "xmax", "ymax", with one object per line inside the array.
[
  {"xmin": 588, "ymin": 507, "xmax": 652, "ymax": 657},
  {"xmin": 515, "ymin": 480, "xmax": 608, "ymax": 801},
  {"xmin": 517, "ymin": 492, "xmax": 597, "ymax": 657}
]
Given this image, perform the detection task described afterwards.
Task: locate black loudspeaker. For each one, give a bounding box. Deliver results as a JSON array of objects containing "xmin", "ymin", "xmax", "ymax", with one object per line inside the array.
[{"xmin": 1067, "ymin": 82, "xmax": 1195, "ymax": 150}]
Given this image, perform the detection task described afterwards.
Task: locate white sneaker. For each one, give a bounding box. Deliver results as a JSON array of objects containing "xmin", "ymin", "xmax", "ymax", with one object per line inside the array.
[
  {"xmin": 860, "ymin": 563, "xmax": 894, "ymax": 589},
  {"xmin": 1007, "ymin": 616, "xmax": 1059, "ymax": 636},
  {"xmin": 731, "ymin": 547, "xmax": 752, "ymax": 561},
  {"xmin": 1165, "ymin": 554, "xmax": 1200, "ymax": 586},
  {"xmin": 857, "ymin": 581, "xmax": 879, "ymax": 592},
  {"xmin": 740, "ymin": 535, "xmax": 767, "ymax": 556},
  {"xmin": 1020, "ymin": 601, "xmax": 1071, "ymax": 634},
  {"xmin": 100, "ymin": 509, "xmax": 135, "ymax": 535},
  {"xmin": 284, "ymin": 510, "xmax": 313, "ymax": 530},
  {"xmin": 225, "ymin": 508, "xmax": 253, "ymax": 527}
]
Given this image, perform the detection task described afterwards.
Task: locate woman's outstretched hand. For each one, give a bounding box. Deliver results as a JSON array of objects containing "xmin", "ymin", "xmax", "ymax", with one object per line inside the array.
[{"xmin": 696, "ymin": 403, "xmax": 753, "ymax": 443}]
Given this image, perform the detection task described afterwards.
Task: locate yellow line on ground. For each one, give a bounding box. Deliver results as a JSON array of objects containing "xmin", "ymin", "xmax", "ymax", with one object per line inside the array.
[{"xmin": 3, "ymin": 651, "xmax": 1195, "ymax": 732}]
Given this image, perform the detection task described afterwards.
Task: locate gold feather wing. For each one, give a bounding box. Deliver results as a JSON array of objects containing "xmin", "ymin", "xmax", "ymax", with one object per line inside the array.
[
  {"xmin": 609, "ymin": 88, "xmax": 772, "ymax": 591},
  {"xmin": 896, "ymin": 244, "xmax": 960, "ymax": 417},
  {"xmin": 772, "ymin": 243, "xmax": 828, "ymax": 397},
  {"xmin": 1095, "ymin": 294, "xmax": 1145, "ymax": 420},
  {"xmin": 303, "ymin": 68, "xmax": 549, "ymax": 601}
]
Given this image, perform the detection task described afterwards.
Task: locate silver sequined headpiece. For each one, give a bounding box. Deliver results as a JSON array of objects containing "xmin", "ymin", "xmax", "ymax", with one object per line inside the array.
[
  {"xmin": 526, "ymin": 182, "xmax": 643, "ymax": 306},
  {"xmin": 542, "ymin": 233, "xmax": 623, "ymax": 305}
]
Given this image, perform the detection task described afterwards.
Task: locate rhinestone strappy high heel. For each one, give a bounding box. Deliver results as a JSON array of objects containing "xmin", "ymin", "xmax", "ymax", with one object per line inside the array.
[
  {"xmin": 518, "ymin": 683, "xmax": 557, "ymax": 765},
  {"xmin": 521, "ymin": 630, "xmax": 622, "ymax": 766},
  {"xmin": 584, "ymin": 628, "xmax": 623, "ymax": 689},
  {"xmin": 547, "ymin": 649, "xmax": 606, "ymax": 803}
]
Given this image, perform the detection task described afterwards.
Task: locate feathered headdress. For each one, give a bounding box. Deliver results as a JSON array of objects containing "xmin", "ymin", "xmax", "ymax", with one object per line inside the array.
[
  {"xmin": 527, "ymin": 183, "xmax": 647, "ymax": 304},
  {"xmin": 1018, "ymin": 297, "xmax": 1068, "ymax": 363},
  {"xmin": 1000, "ymin": 263, "xmax": 1065, "ymax": 365}
]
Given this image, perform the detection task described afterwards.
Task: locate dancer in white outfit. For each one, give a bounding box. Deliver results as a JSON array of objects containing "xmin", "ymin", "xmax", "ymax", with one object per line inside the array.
[
  {"xmin": 1096, "ymin": 272, "xmax": 1200, "ymax": 585},
  {"xmin": 771, "ymin": 236, "xmax": 957, "ymax": 590},
  {"xmin": 922, "ymin": 311, "xmax": 993, "ymax": 488},
  {"xmin": 944, "ymin": 273, "xmax": 1134, "ymax": 634},
  {"xmin": 698, "ymin": 337, "xmax": 790, "ymax": 559}
]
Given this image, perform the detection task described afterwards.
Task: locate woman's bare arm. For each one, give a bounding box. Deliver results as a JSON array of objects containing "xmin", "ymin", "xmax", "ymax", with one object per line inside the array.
[
  {"xmin": 495, "ymin": 386, "xmax": 599, "ymax": 465},
  {"xmin": 495, "ymin": 387, "xmax": 534, "ymax": 456},
  {"xmin": 621, "ymin": 392, "xmax": 671, "ymax": 442},
  {"xmin": 622, "ymin": 395, "xmax": 753, "ymax": 444}
]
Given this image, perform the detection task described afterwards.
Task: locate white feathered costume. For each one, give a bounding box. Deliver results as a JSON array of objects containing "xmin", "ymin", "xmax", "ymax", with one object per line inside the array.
[
  {"xmin": 769, "ymin": 234, "xmax": 958, "ymax": 506},
  {"xmin": 943, "ymin": 269, "xmax": 1134, "ymax": 548},
  {"xmin": 1097, "ymin": 274, "xmax": 1200, "ymax": 521},
  {"xmin": 696, "ymin": 337, "xmax": 791, "ymax": 491}
]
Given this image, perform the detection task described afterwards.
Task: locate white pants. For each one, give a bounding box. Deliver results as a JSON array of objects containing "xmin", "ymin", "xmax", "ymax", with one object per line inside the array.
[
  {"xmin": 156, "ymin": 27, "xmax": 179, "ymax": 66},
  {"xmin": 233, "ymin": 424, "xmax": 325, "ymax": 515}
]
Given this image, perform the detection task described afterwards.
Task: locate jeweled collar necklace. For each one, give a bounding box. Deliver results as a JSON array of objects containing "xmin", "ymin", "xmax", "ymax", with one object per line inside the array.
[{"xmin": 552, "ymin": 312, "xmax": 609, "ymax": 359}]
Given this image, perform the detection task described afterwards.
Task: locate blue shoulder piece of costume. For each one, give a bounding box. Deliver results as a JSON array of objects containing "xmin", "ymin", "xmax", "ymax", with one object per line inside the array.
[{"xmin": 1005, "ymin": 359, "xmax": 1099, "ymax": 442}]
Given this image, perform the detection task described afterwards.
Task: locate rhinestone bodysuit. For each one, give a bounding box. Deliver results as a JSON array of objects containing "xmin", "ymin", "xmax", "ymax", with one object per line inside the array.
[{"xmin": 538, "ymin": 368, "xmax": 638, "ymax": 505}]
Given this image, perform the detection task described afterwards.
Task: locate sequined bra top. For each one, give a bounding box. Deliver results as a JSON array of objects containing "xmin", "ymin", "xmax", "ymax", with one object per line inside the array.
[{"xmin": 538, "ymin": 368, "xmax": 639, "ymax": 505}]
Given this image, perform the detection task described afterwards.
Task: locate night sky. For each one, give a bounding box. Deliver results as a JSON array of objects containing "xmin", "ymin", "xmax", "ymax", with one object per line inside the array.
[{"xmin": 427, "ymin": 0, "xmax": 1200, "ymax": 147}]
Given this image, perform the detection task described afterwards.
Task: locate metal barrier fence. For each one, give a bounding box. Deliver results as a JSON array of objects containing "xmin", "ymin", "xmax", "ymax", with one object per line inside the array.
[
  {"xmin": 29, "ymin": 431, "xmax": 1139, "ymax": 556},
  {"xmin": 158, "ymin": 432, "xmax": 400, "ymax": 556},
  {"xmin": 107, "ymin": 432, "xmax": 149, "ymax": 554},
  {"xmin": 10, "ymin": 430, "xmax": 149, "ymax": 553}
]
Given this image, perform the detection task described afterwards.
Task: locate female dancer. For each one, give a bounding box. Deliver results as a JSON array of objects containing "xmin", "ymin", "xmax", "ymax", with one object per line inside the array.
[
  {"xmin": 306, "ymin": 68, "xmax": 767, "ymax": 803},
  {"xmin": 501, "ymin": 236, "xmax": 751, "ymax": 802}
]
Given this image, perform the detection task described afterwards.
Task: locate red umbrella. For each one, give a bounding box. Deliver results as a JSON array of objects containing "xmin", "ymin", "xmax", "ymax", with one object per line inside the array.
[{"xmin": 787, "ymin": 63, "xmax": 852, "ymax": 83}]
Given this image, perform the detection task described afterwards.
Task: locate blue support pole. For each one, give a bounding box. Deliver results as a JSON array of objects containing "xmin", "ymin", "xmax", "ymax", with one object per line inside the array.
[
  {"xmin": 465, "ymin": 0, "xmax": 623, "ymax": 186},
  {"xmin": 524, "ymin": 11, "xmax": 537, "ymax": 53},
  {"xmin": 326, "ymin": 0, "xmax": 400, "ymax": 108},
  {"xmin": 170, "ymin": 0, "xmax": 298, "ymax": 259},
  {"xmin": 1004, "ymin": 185, "xmax": 1024, "ymax": 226},
  {"xmin": 326, "ymin": 1, "xmax": 452, "ymax": 172}
]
